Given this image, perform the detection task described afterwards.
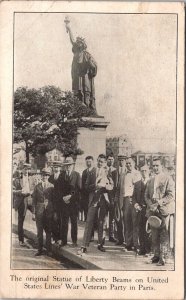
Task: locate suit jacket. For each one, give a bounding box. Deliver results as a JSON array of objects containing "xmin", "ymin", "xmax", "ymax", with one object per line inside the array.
[
  {"xmin": 13, "ymin": 176, "xmax": 32, "ymax": 212},
  {"xmin": 48, "ymin": 174, "xmax": 61, "ymax": 210},
  {"xmin": 107, "ymin": 167, "xmax": 117, "ymax": 205},
  {"xmin": 85, "ymin": 167, "xmax": 113, "ymax": 207},
  {"xmin": 82, "ymin": 168, "xmax": 88, "ymax": 191},
  {"xmin": 145, "ymin": 173, "xmax": 175, "ymax": 217},
  {"xmin": 58, "ymin": 170, "xmax": 81, "ymax": 205},
  {"xmin": 32, "ymin": 183, "xmax": 54, "ymax": 217},
  {"xmin": 132, "ymin": 179, "xmax": 147, "ymax": 207},
  {"xmin": 113, "ymin": 168, "xmax": 125, "ymax": 209},
  {"xmin": 13, "ymin": 177, "xmax": 24, "ymax": 210}
]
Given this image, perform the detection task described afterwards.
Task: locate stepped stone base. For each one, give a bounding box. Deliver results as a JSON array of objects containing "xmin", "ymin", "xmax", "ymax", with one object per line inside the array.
[{"xmin": 75, "ymin": 117, "xmax": 109, "ymax": 174}]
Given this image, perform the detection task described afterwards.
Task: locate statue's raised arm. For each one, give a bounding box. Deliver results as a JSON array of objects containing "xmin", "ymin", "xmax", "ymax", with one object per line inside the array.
[
  {"xmin": 64, "ymin": 16, "xmax": 98, "ymax": 115},
  {"xmin": 64, "ymin": 16, "xmax": 75, "ymax": 45}
]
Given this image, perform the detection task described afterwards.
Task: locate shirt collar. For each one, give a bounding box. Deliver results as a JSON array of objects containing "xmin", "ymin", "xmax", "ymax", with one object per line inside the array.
[{"xmin": 88, "ymin": 167, "xmax": 93, "ymax": 172}]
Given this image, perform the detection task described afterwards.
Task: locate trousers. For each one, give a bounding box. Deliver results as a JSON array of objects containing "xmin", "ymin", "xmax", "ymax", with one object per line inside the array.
[
  {"xmin": 61, "ymin": 202, "xmax": 78, "ymax": 244},
  {"xmin": 36, "ymin": 209, "xmax": 52, "ymax": 251},
  {"xmin": 82, "ymin": 200, "xmax": 108, "ymax": 247},
  {"xmin": 18, "ymin": 201, "xmax": 26, "ymax": 242},
  {"xmin": 51, "ymin": 209, "xmax": 61, "ymax": 242},
  {"xmin": 123, "ymin": 197, "xmax": 133, "ymax": 247},
  {"xmin": 151, "ymin": 215, "xmax": 170, "ymax": 259}
]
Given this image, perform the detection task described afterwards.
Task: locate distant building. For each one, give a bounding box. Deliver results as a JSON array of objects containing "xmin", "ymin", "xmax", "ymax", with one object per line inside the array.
[
  {"xmin": 106, "ymin": 134, "xmax": 133, "ymax": 159},
  {"xmin": 13, "ymin": 143, "xmax": 64, "ymax": 171},
  {"xmin": 33, "ymin": 148, "xmax": 64, "ymax": 170},
  {"xmin": 45, "ymin": 148, "xmax": 64, "ymax": 164},
  {"xmin": 131, "ymin": 150, "xmax": 175, "ymax": 169}
]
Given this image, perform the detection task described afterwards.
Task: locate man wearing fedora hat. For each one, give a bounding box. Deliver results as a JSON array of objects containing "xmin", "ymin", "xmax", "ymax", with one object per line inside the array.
[
  {"xmin": 58, "ymin": 157, "xmax": 81, "ymax": 247},
  {"xmin": 145, "ymin": 157, "xmax": 175, "ymax": 266},
  {"xmin": 32, "ymin": 168, "xmax": 54, "ymax": 256},
  {"xmin": 13, "ymin": 163, "xmax": 32, "ymax": 246}
]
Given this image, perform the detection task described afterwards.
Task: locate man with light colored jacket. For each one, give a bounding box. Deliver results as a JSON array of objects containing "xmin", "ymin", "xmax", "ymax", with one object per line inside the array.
[{"xmin": 145, "ymin": 157, "xmax": 175, "ymax": 266}]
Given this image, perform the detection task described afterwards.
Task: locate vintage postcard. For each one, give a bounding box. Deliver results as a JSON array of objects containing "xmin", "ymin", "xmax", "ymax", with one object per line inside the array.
[{"xmin": 0, "ymin": 1, "xmax": 185, "ymax": 299}]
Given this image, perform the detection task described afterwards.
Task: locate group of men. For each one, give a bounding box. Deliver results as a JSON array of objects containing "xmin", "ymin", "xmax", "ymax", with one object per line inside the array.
[{"xmin": 13, "ymin": 153, "xmax": 175, "ymax": 266}]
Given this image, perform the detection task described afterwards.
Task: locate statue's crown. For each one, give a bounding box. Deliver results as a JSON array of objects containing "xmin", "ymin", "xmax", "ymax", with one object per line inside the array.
[{"xmin": 76, "ymin": 36, "xmax": 87, "ymax": 49}]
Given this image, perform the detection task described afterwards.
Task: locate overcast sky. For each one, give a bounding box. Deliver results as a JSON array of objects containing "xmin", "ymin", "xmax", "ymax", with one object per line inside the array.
[{"xmin": 14, "ymin": 13, "xmax": 177, "ymax": 153}]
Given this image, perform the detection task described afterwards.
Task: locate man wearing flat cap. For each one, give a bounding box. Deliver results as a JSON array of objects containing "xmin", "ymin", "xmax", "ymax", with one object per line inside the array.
[
  {"xmin": 58, "ymin": 157, "xmax": 81, "ymax": 247},
  {"xmin": 32, "ymin": 168, "xmax": 54, "ymax": 256},
  {"xmin": 145, "ymin": 157, "xmax": 175, "ymax": 266},
  {"xmin": 13, "ymin": 163, "xmax": 32, "ymax": 246}
]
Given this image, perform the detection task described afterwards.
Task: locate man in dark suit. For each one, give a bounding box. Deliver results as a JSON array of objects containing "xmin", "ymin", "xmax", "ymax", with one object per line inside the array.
[
  {"xmin": 32, "ymin": 168, "xmax": 54, "ymax": 256},
  {"xmin": 13, "ymin": 163, "xmax": 31, "ymax": 246},
  {"xmin": 145, "ymin": 157, "xmax": 175, "ymax": 266},
  {"xmin": 48, "ymin": 161, "xmax": 62, "ymax": 243},
  {"xmin": 58, "ymin": 157, "xmax": 81, "ymax": 247},
  {"xmin": 81, "ymin": 156, "xmax": 95, "ymax": 221},
  {"xmin": 79, "ymin": 154, "xmax": 114, "ymax": 253},
  {"xmin": 132, "ymin": 164, "xmax": 150, "ymax": 255}
]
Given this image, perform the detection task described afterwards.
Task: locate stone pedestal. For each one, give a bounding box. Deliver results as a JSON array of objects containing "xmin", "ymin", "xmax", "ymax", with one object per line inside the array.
[{"xmin": 75, "ymin": 117, "xmax": 109, "ymax": 174}]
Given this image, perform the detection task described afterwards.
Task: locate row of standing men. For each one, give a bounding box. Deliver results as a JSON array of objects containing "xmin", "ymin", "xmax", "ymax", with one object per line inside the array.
[{"xmin": 13, "ymin": 153, "xmax": 175, "ymax": 266}]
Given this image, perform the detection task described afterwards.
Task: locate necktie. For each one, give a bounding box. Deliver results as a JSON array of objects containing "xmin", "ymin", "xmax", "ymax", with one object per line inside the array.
[{"xmin": 66, "ymin": 171, "xmax": 70, "ymax": 180}]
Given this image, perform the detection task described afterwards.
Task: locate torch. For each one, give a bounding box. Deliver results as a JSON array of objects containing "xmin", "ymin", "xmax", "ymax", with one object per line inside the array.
[{"xmin": 64, "ymin": 16, "xmax": 70, "ymax": 33}]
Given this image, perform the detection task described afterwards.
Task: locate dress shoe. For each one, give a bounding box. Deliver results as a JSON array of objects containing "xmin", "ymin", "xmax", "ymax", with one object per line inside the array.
[
  {"xmin": 138, "ymin": 250, "xmax": 146, "ymax": 256},
  {"xmin": 151, "ymin": 256, "xmax": 160, "ymax": 263},
  {"xmin": 109, "ymin": 237, "xmax": 117, "ymax": 243},
  {"xmin": 71, "ymin": 243, "xmax": 78, "ymax": 248},
  {"xmin": 156, "ymin": 258, "xmax": 165, "ymax": 266},
  {"xmin": 115, "ymin": 241, "xmax": 124, "ymax": 246},
  {"xmin": 56, "ymin": 240, "xmax": 62, "ymax": 245},
  {"xmin": 77, "ymin": 247, "xmax": 87, "ymax": 255},
  {"xmin": 126, "ymin": 246, "xmax": 133, "ymax": 251},
  {"xmin": 101, "ymin": 237, "xmax": 106, "ymax": 246},
  {"xmin": 134, "ymin": 248, "xmax": 140, "ymax": 255},
  {"xmin": 19, "ymin": 241, "xmax": 26, "ymax": 247},
  {"xmin": 35, "ymin": 250, "xmax": 43, "ymax": 256},
  {"xmin": 81, "ymin": 247, "xmax": 87, "ymax": 253},
  {"xmin": 46, "ymin": 251, "xmax": 53, "ymax": 257},
  {"xmin": 98, "ymin": 245, "xmax": 106, "ymax": 252},
  {"xmin": 60, "ymin": 242, "xmax": 67, "ymax": 247}
]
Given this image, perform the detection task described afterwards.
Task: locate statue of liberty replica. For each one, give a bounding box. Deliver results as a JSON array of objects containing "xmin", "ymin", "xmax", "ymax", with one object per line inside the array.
[{"xmin": 64, "ymin": 16, "xmax": 98, "ymax": 114}]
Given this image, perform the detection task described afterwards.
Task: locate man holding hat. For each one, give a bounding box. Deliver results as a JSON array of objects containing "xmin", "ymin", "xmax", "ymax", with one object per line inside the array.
[
  {"xmin": 79, "ymin": 154, "xmax": 114, "ymax": 254},
  {"xmin": 145, "ymin": 157, "xmax": 175, "ymax": 266},
  {"xmin": 132, "ymin": 164, "xmax": 151, "ymax": 255},
  {"xmin": 58, "ymin": 157, "xmax": 81, "ymax": 247},
  {"xmin": 13, "ymin": 163, "xmax": 31, "ymax": 246},
  {"xmin": 32, "ymin": 168, "xmax": 54, "ymax": 256}
]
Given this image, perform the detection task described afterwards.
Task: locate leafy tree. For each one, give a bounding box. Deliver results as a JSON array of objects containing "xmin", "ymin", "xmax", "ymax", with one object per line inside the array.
[{"xmin": 14, "ymin": 86, "xmax": 93, "ymax": 162}]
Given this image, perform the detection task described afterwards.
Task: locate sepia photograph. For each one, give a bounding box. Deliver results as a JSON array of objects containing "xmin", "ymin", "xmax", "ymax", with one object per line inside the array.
[
  {"xmin": 0, "ymin": 1, "xmax": 184, "ymax": 299},
  {"xmin": 11, "ymin": 11, "xmax": 177, "ymax": 271}
]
